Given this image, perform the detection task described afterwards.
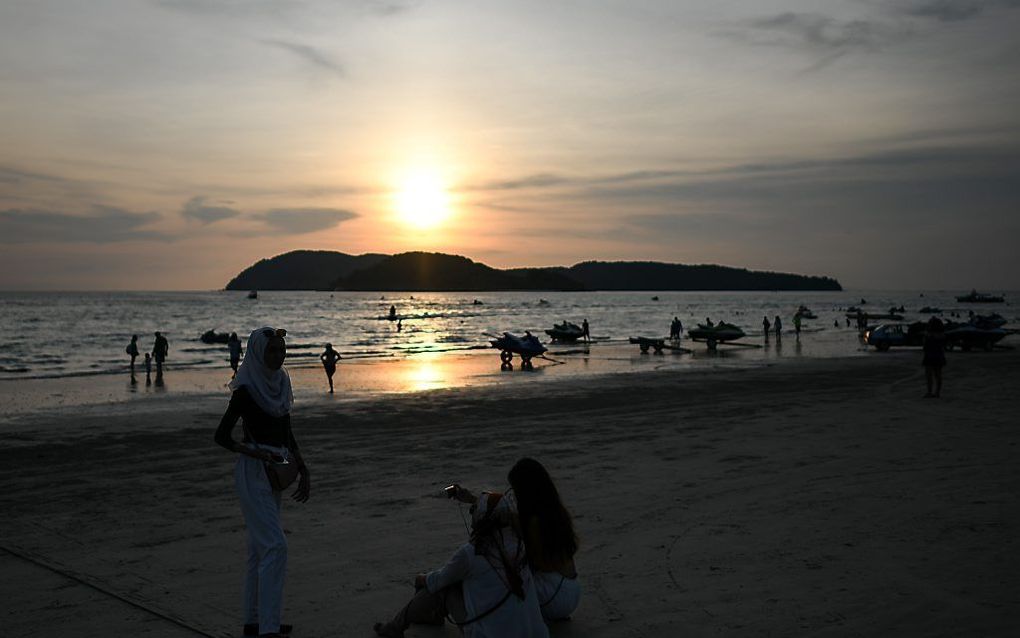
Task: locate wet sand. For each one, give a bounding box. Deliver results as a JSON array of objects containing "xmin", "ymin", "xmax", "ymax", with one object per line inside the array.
[{"xmin": 1, "ymin": 350, "xmax": 1018, "ymax": 637}]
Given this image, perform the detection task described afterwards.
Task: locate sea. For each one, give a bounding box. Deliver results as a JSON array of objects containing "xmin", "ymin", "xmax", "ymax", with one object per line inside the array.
[{"xmin": 2, "ymin": 289, "xmax": 1015, "ymax": 381}]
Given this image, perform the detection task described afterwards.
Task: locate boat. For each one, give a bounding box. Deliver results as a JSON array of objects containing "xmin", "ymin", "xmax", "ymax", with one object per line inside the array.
[
  {"xmin": 200, "ymin": 330, "xmax": 231, "ymax": 344},
  {"xmin": 794, "ymin": 305, "xmax": 817, "ymax": 319},
  {"xmin": 544, "ymin": 321, "xmax": 584, "ymax": 342},
  {"xmin": 490, "ymin": 332, "xmax": 547, "ymax": 369},
  {"xmin": 247, "ymin": 290, "xmax": 258, "ymax": 299},
  {"xmin": 944, "ymin": 323, "xmax": 1008, "ymax": 351},
  {"xmin": 687, "ymin": 322, "xmax": 746, "ymax": 349},
  {"xmin": 844, "ymin": 310, "xmax": 901, "ymax": 320},
  {"xmin": 919, "ymin": 306, "xmax": 941, "ymax": 314},
  {"xmin": 888, "ymin": 305, "xmax": 905, "ymax": 314},
  {"xmin": 970, "ymin": 313, "xmax": 1007, "ymax": 329},
  {"xmin": 956, "ymin": 290, "xmax": 1004, "ymax": 303},
  {"xmin": 651, "ymin": 296, "xmax": 660, "ymax": 301}
]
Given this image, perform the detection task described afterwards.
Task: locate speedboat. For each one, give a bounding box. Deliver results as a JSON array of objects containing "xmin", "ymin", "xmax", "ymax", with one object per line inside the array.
[
  {"xmin": 544, "ymin": 321, "xmax": 584, "ymax": 342},
  {"xmin": 971, "ymin": 313, "xmax": 1007, "ymax": 329},
  {"xmin": 956, "ymin": 290, "xmax": 1004, "ymax": 303}
]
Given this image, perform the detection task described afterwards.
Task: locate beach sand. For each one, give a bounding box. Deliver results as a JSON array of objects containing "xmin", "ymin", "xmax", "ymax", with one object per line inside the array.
[{"xmin": 2, "ymin": 350, "xmax": 1018, "ymax": 637}]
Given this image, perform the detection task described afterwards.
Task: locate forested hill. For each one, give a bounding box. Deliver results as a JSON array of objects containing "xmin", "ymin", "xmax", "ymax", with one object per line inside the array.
[
  {"xmin": 225, "ymin": 250, "xmax": 387, "ymax": 290},
  {"xmin": 226, "ymin": 251, "xmax": 841, "ymax": 291}
]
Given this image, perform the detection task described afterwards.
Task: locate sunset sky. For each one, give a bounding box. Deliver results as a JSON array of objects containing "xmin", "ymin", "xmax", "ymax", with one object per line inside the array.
[{"xmin": 1, "ymin": 0, "xmax": 1018, "ymax": 290}]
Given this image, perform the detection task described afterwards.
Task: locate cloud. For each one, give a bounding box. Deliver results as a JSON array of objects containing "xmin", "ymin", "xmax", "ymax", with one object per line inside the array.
[
  {"xmin": 261, "ymin": 39, "xmax": 346, "ymax": 77},
  {"xmin": 365, "ymin": 0, "xmax": 420, "ymax": 16},
  {"xmin": 901, "ymin": 0, "xmax": 1020, "ymax": 22},
  {"xmin": 0, "ymin": 205, "xmax": 167, "ymax": 243},
  {"xmin": 181, "ymin": 196, "xmax": 241, "ymax": 224},
  {"xmin": 252, "ymin": 208, "xmax": 358, "ymax": 234},
  {"xmin": 466, "ymin": 173, "xmax": 572, "ymax": 191},
  {"xmin": 722, "ymin": 12, "xmax": 908, "ymax": 68}
]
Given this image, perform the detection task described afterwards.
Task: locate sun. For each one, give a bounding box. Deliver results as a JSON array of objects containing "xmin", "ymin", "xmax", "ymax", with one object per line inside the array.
[{"xmin": 394, "ymin": 171, "xmax": 452, "ymax": 229}]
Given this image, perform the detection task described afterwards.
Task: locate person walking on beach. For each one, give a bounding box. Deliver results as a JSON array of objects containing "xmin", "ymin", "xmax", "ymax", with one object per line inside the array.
[
  {"xmin": 228, "ymin": 332, "xmax": 243, "ymax": 378},
  {"xmin": 762, "ymin": 316, "xmax": 770, "ymax": 342},
  {"xmin": 793, "ymin": 313, "xmax": 802, "ymax": 339},
  {"xmin": 774, "ymin": 316, "xmax": 782, "ymax": 340},
  {"xmin": 319, "ymin": 343, "xmax": 342, "ymax": 394},
  {"xmin": 215, "ymin": 327, "xmax": 310, "ymax": 638},
  {"xmin": 126, "ymin": 335, "xmax": 140, "ymax": 381},
  {"xmin": 581, "ymin": 318, "xmax": 590, "ymax": 343},
  {"xmin": 152, "ymin": 331, "xmax": 169, "ymax": 381},
  {"xmin": 923, "ymin": 317, "xmax": 947, "ymax": 398}
]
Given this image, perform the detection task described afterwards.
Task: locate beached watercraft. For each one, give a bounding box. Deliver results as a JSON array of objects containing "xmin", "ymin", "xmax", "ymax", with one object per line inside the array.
[
  {"xmin": 490, "ymin": 331, "xmax": 547, "ymax": 369},
  {"xmin": 956, "ymin": 290, "xmax": 1004, "ymax": 303},
  {"xmin": 545, "ymin": 321, "xmax": 584, "ymax": 342},
  {"xmin": 687, "ymin": 322, "xmax": 746, "ymax": 349},
  {"xmin": 970, "ymin": 313, "xmax": 1007, "ymax": 329},
  {"xmin": 944, "ymin": 323, "xmax": 1008, "ymax": 351}
]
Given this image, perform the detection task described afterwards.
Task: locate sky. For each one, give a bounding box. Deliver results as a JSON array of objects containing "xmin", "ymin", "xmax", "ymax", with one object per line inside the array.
[{"xmin": 1, "ymin": 0, "xmax": 1018, "ymax": 290}]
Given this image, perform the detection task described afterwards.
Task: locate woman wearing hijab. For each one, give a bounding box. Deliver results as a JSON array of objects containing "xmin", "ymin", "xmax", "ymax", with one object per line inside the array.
[
  {"xmin": 373, "ymin": 491, "xmax": 547, "ymax": 638},
  {"xmin": 215, "ymin": 327, "xmax": 311, "ymax": 638}
]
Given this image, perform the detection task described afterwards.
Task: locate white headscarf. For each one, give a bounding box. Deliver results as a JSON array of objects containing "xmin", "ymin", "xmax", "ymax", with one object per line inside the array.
[{"xmin": 229, "ymin": 326, "xmax": 293, "ymax": 417}]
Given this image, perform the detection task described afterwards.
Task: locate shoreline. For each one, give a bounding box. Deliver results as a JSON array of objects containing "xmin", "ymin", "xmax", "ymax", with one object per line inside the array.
[
  {"xmin": 2, "ymin": 350, "xmax": 1018, "ymax": 636},
  {"xmin": 0, "ymin": 337, "xmax": 854, "ymax": 425}
]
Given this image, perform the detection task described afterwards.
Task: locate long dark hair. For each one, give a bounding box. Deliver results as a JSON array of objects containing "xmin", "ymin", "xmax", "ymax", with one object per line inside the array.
[{"xmin": 507, "ymin": 458, "xmax": 578, "ymax": 565}]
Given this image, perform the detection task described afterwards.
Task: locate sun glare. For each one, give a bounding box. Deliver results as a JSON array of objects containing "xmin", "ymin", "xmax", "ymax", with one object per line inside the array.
[{"xmin": 394, "ymin": 171, "xmax": 452, "ymax": 229}]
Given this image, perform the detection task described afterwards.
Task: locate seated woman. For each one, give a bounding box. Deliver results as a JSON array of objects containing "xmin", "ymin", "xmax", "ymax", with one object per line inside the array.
[
  {"xmin": 453, "ymin": 458, "xmax": 580, "ymax": 622},
  {"xmin": 373, "ymin": 491, "xmax": 548, "ymax": 638}
]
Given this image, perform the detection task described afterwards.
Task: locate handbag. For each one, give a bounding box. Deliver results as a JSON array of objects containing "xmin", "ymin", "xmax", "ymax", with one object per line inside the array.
[
  {"xmin": 264, "ymin": 458, "xmax": 300, "ymax": 491},
  {"xmin": 242, "ymin": 422, "xmax": 300, "ymax": 491}
]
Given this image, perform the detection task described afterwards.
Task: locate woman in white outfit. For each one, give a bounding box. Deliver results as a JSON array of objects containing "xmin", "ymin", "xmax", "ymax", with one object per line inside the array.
[
  {"xmin": 508, "ymin": 458, "xmax": 580, "ymax": 621},
  {"xmin": 453, "ymin": 459, "xmax": 580, "ymax": 622},
  {"xmin": 215, "ymin": 327, "xmax": 311, "ymax": 638},
  {"xmin": 373, "ymin": 492, "xmax": 548, "ymax": 638}
]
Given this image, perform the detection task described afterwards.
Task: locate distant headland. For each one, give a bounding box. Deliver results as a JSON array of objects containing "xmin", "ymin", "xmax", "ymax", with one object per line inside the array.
[{"xmin": 225, "ymin": 250, "xmax": 842, "ymax": 292}]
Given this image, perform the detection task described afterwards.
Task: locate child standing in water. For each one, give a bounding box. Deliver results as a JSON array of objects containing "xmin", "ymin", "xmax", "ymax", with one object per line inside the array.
[{"xmin": 144, "ymin": 353, "xmax": 152, "ymax": 386}]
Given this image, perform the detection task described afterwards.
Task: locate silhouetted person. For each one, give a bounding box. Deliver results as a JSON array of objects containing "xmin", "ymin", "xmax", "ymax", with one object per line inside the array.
[
  {"xmin": 774, "ymin": 316, "xmax": 782, "ymax": 339},
  {"xmin": 762, "ymin": 316, "xmax": 770, "ymax": 341},
  {"xmin": 397, "ymin": 319, "xmax": 402, "ymax": 332},
  {"xmin": 215, "ymin": 327, "xmax": 310, "ymax": 638},
  {"xmin": 319, "ymin": 343, "xmax": 342, "ymax": 394},
  {"xmin": 126, "ymin": 335, "xmax": 140, "ymax": 381},
  {"xmin": 144, "ymin": 353, "xmax": 152, "ymax": 386},
  {"xmin": 705, "ymin": 317, "xmax": 714, "ymax": 327},
  {"xmin": 388, "ymin": 305, "xmax": 397, "ymax": 321},
  {"xmin": 846, "ymin": 317, "xmax": 851, "ymax": 328},
  {"xmin": 834, "ymin": 319, "xmax": 839, "ymax": 328},
  {"xmin": 152, "ymin": 331, "xmax": 169, "ymax": 381},
  {"xmin": 923, "ymin": 317, "xmax": 947, "ymax": 398},
  {"xmin": 793, "ymin": 313, "xmax": 802, "ymax": 339},
  {"xmin": 228, "ymin": 332, "xmax": 243, "ymax": 378},
  {"xmin": 581, "ymin": 318, "xmax": 590, "ymax": 343}
]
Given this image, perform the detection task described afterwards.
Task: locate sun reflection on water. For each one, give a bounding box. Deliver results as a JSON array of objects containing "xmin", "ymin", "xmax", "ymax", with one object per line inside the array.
[{"xmin": 403, "ymin": 354, "xmax": 450, "ymax": 392}]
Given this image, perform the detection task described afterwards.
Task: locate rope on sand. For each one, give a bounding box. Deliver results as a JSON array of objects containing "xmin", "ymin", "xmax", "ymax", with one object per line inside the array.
[{"xmin": 0, "ymin": 542, "xmax": 227, "ymax": 638}]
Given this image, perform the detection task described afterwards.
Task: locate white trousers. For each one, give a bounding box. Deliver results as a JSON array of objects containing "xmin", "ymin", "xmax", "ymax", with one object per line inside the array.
[{"xmin": 235, "ymin": 449, "xmax": 288, "ymax": 634}]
